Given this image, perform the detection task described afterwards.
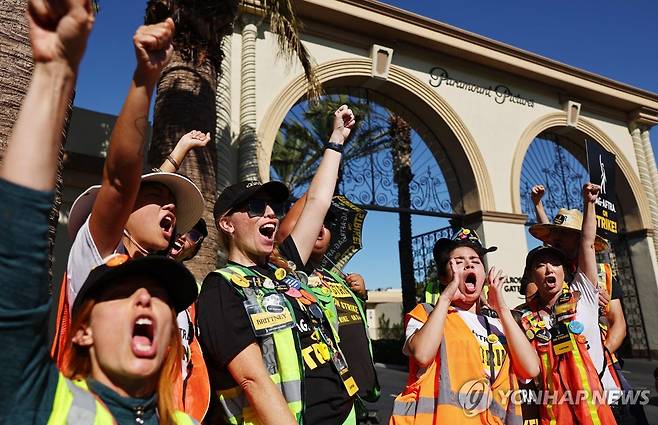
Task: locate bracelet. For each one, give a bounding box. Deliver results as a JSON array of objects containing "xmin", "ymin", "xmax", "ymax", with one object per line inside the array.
[
  {"xmin": 166, "ymin": 155, "xmax": 180, "ymax": 170},
  {"xmin": 324, "ymin": 141, "xmax": 344, "ymax": 154}
]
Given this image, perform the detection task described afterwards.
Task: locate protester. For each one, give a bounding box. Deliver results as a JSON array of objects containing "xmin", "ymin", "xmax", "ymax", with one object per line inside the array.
[
  {"xmin": 516, "ymin": 183, "xmax": 617, "ymax": 424},
  {"xmin": 391, "ymin": 228, "xmax": 539, "ymax": 424},
  {"xmin": 276, "ymin": 193, "xmax": 381, "ymax": 415},
  {"xmin": 530, "ymin": 184, "xmax": 626, "ymax": 355},
  {"xmin": 48, "ymin": 17, "xmax": 207, "ymax": 422},
  {"xmin": 0, "ymin": 1, "xmax": 198, "ymax": 423},
  {"xmin": 197, "ymin": 105, "xmax": 359, "ymax": 424},
  {"xmin": 164, "ymin": 218, "xmax": 211, "ymax": 421}
]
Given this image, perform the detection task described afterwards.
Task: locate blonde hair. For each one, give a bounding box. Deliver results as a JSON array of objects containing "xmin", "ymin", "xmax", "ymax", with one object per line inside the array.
[{"xmin": 63, "ymin": 298, "xmax": 183, "ymax": 425}]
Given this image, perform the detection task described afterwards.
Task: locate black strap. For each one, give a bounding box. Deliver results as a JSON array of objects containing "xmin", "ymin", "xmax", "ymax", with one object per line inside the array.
[{"xmin": 483, "ymin": 317, "xmax": 497, "ymax": 386}]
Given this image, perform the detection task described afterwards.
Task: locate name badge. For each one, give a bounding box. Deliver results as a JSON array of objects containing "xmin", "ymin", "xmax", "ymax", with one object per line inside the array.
[
  {"xmin": 244, "ymin": 295, "xmax": 294, "ymax": 337},
  {"xmin": 551, "ymin": 323, "xmax": 574, "ymax": 355}
]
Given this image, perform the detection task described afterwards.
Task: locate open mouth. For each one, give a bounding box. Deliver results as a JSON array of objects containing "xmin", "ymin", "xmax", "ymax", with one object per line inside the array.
[
  {"xmin": 259, "ymin": 223, "xmax": 276, "ymax": 240},
  {"xmin": 463, "ymin": 272, "xmax": 478, "ymax": 293},
  {"xmin": 131, "ymin": 316, "xmax": 156, "ymax": 358},
  {"xmin": 170, "ymin": 239, "xmax": 184, "ymax": 257},
  {"xmin": 544, "ymin": 275, "xmax": 557, "ymax": 288},
  {"xmin": 160, "ymin": 214, "xmax": 175, "ymax": 238}
]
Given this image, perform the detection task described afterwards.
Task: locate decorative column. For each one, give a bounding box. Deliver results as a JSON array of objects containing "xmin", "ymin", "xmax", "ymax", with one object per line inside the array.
[
  {"xmin": 630, "ymin": 122, "xmax": 658, "ymax": 260},
  {"xmin": 237, "ymin": 16, "xmax": 260, "ymax": 182},
  {"xmin": 640, "ymin": 127, "xmax": 658, "ymax": 206},
  {"xmin": 216, "ymin": 34, "xmax": 236, "ymax": 192}
]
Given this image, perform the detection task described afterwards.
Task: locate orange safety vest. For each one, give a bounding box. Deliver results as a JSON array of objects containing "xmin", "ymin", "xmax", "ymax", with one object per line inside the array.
[
  {"xmin": 518, "ymin": 302, "xmax": 616, "ymax": 425},
  {"xmin": 50, "ymin": 274, "xmax": 210, "ymax": 422},
  {"xmin": 391, "ymin": 303, "xmax": 522, "ymax": 425}
]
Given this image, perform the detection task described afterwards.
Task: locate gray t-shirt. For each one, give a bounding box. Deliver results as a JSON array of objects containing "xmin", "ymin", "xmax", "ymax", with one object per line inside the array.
[{"xmin": 66, "ymin": 216, "xmax": 191, "ymax": 378}]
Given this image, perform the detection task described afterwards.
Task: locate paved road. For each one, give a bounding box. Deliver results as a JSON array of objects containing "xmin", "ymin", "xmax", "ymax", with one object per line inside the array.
[{"xmin": 362, "ymin": 359, "xmax": 658, "ymax": 424}]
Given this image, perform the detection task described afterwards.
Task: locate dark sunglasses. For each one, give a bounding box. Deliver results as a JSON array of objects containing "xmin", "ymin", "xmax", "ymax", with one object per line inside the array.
[
  {"xmin": 186, "ymin": 229, "xmax": 205, "ymax": 244},
  {"xmin": 233, "ymin": 199, "xmax": 285, "ymax": 218}
]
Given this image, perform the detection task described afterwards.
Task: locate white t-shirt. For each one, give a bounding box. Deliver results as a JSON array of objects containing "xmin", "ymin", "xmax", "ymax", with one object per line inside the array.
[
  {"xmin": 571, "ymin": 269, "xmax": 619, "ymax": 394},
  {"xmin": 404, "ymin": 306, "xmax": 507, "ymax": 379},
  {"xmin": 66, "ymin": 217, "xmax": 191, "ymax": 378}
]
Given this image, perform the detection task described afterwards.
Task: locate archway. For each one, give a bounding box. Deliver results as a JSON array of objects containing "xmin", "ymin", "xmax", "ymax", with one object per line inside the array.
[
  {"xmin": 516, "ymin": 118, "xmax": 651, "ymax": 356},
  {"xmin": 261, "ymin": 59, "xmax": 490, "ymax": 313}
]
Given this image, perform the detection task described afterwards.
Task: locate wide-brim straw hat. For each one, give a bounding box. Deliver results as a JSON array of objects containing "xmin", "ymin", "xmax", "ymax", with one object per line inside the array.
[
  {"xmin": 529, "ymin": 208, "xmax": 608, "ymax": 252},
  {"xmin": 68, "ymin": 172, "xmax": 204, "ymax": 241}
]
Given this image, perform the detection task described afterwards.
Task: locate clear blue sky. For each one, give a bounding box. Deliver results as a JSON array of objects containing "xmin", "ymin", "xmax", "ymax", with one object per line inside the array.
[{"xmin": 73, "ymin": 1, "xmax": 658, "ymax": 289}]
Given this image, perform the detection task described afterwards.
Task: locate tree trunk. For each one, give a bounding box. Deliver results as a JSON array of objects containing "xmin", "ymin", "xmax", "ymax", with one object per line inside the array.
[
  {"xmin": 390, "ymin": 115, "xmax": 415, "ymax": 314},
  {"xmin": 147, "ymin": 50, "xmax": 219, "ymax": 280},
  {"xmin": 0, "ymin": 0, "xmax": 71, "ymax": 290}
]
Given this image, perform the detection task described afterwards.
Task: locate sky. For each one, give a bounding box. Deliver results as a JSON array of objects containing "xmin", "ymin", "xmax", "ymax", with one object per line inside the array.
[{"xmin": 72, "ymin": 0, "xmax": 658, "ymax": 289}]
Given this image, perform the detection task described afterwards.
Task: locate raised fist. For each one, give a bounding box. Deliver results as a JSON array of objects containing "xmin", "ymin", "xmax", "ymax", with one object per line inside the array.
[
  {"xmin": 530, "ymin": 185, "xmax": 545, "ymax": 204},
  {"xmin": 329, "ymin": 105, "xmax": 356, "ymax": 145},
  {"xmin": 583, "ymin": 183, "xmax": 601, "ymax": 204},
  {"xmin": 133, "ymin": 18, "xmax": 175, "ymax": 84},
  {"xmin": 27, "ymin": 0, "xmax": 95, "ymax": 71}
]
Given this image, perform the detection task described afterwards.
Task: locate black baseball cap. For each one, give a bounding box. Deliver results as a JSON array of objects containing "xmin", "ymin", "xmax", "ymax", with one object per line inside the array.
[
  {"xmin": 213, "ymin": 180, "xmax": 289, "ymax": 220},
  {"xmin": 522, "ymin": 245, "xmax": 567, "ymax": 279},
  {"xmin": 71, "ymin": 254, "xmax": 198, "ymax": 316},
  {"xmin": 432, "ymin": 228, "xmax": 497, "ymax": 279}
]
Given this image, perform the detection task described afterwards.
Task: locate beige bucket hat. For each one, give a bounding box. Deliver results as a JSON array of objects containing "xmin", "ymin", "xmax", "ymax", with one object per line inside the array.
[{"xmin": 529, "ymin": 208, "xmax": 608, "ymax": 252}]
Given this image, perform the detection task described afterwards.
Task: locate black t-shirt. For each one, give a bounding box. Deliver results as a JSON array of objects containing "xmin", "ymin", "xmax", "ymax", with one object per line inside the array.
[
  {"xmin": 311, "ymin": 267, "xmax": 378, "ymax": 401},
  {"xmin": 196, "ymin": 236, "xmax": 352, "ymax": 425}
]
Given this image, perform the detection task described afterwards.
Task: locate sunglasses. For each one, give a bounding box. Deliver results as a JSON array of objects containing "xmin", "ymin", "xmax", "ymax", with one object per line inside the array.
[
  {"xmin": 186, "ymin": 229, "xmax": 205, "ymax": 244},
  {"xmin": 232, "ymin": 199, "xmax": 285, "ymax": 218}
]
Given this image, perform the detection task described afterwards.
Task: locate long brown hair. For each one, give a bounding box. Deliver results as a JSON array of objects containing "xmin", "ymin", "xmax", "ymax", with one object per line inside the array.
[{"xmin": 62, "ymin": 298, "xmax": 183, "ymax": 425}]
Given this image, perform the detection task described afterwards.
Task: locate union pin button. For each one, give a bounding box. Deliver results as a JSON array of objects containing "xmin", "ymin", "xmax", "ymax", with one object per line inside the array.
[
  {"xmin": 274, "ymin": 268, "xmax": 287, "ymax": 281},
  {"xmin": 231, "ymin": 274, "xmax": 250, "ymax": 288},
  {"xmin": 487, "ymin": 333, "xmax": 499, "ymax": 344}
]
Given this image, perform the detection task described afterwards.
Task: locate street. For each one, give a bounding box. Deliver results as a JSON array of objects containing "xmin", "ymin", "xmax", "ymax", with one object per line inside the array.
[{"xmin": 362, "ymin": 360, "xmax": 658, "ymax": 424}]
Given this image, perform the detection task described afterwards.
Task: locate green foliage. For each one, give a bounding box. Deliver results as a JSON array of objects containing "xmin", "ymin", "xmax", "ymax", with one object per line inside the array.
[
  {"xmin": 271, "ymin": 94, "xmax": 391, "ymax": 194},
  {"xmin": 377, "ymin": 313, "xmax": 403, "ymax": 340}
]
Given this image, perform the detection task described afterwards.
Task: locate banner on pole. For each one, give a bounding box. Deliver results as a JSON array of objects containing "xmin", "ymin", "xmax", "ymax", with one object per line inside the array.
[{"xmin": 586, "ymin": 140, "xmax": 618, "ymax": 239}]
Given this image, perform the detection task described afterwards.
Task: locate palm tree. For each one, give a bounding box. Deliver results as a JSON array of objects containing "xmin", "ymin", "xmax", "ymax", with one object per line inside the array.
[
  {"xmin": 271, "ymin": 95, "xmax": 389, "ymax": 196},
  {"xmin": 144, "ymin": 0, "xmax": 320, "ymax": 277},
  {"xmin": 0, "ymin": 0, "xmax": 75, "ymax": 289},
  {"xmin": 389, "ymin": 114, "xmax": 416, "ymax": 313}
]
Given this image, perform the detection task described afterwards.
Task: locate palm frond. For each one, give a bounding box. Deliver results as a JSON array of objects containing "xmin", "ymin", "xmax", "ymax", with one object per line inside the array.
[{"xmin": 260, "ymin": 0, "xmax": 322, "ymax": 101}]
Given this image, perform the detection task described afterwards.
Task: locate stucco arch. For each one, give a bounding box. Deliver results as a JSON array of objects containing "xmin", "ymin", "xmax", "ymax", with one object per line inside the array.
[
  {"xmin": 511, "ymin": 112, "xmax": 652, "ymax": 231},
  {"xmin": 258, "ymin": 58, "xmax": 495, "ymax": 214}
]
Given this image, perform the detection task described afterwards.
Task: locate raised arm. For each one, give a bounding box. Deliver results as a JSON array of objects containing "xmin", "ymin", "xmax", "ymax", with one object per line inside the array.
[
  {"xmin": 405, "ymin": 261, "xmax": 459, "ymax": 368},
  {"xmin": 158, "ymin": 130, "xmax": 210, "ymax": 173},
  {"xmin": 531, "ymin": 185, "xmax": 550, "ymax": 224},
  {"xmin": 486, "ymin": 267, "xmax": 540, "ymax": 379},
  {"xmin": 0, "ymin": 0, "xmax": 94, "ymax": 418},
  {"xmin": 580, "ymin": 183, "xmax": 600, "ymax": 286},
  {"xmin": 89, "ymin": 19, "xmax": 174, "ymax": 257},
  {"xmin": 1, "ymin": 0, "xmax": 93, "ymax": 190},
  {"xmin": 290, "ymin": 105, "xmax": 355, "ymax": 263}
]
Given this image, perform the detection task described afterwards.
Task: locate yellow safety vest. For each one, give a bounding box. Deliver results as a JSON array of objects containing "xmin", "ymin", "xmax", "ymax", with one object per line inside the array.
[
  {"xmin": 215, "ymin": 266, "xmax": 303, "ymax": 425},
  {"xmin": 47, "ymin": 373, "xmax": 196, "ymax": 424}
]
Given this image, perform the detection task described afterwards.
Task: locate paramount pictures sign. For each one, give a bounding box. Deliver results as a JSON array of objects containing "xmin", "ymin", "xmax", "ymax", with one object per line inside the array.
[{"xmin": 428, "ymin": 66, "xmax": 535, "ymax": 108}]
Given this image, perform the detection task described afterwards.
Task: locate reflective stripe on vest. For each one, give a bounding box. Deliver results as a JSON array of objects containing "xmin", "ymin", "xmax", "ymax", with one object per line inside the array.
[
  {"xmin": 424, "ymin": 281, "xmax": 440, "ymax": 305},
  {"xmin": 47, "ymin": 374, "xmax": 197, "ymax": 424},
  {"xmin": 391, "ymin": 304, "xmax": 522, "ymax": 425},
  {"xmin": 519, "ymin": 305, "xmax": 616, "ymax": 425},
  {"xmin": 215, "ymin": 266, "xmax": 303, "ymax": 425}
]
